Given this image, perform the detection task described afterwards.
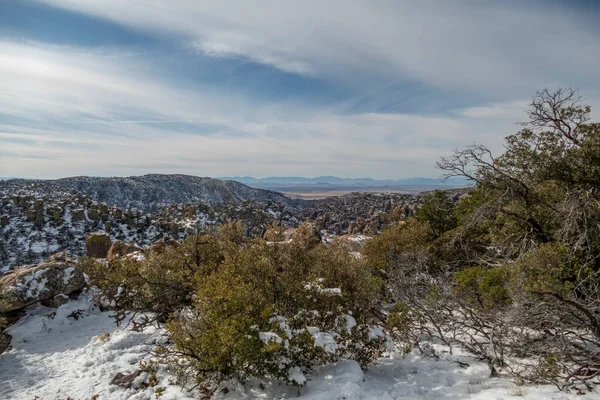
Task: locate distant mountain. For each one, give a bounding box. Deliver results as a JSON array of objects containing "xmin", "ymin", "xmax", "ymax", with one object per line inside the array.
[
  {"xmin": 218, "ymin": 175, "xmax": 471, "ymax": 188},
  {"xmin": 0, "ymin": 174, "xmax": 307, "ymax": 213}
]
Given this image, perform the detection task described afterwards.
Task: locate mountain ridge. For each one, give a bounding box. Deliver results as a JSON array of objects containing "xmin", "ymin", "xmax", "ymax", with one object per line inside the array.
[
  {"xmin": 0, "ymin": 174, "xmax": 307, "ymax": 213},
  {"xmin": 218, "ymin": 175, "xmax": 471, "ymax": 186}
]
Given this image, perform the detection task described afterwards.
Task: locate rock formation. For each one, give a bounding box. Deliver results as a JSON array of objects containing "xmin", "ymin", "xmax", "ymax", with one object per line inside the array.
[{"xmin": 0, "ymin": 261, "xmax": 85, "ymax": 313}]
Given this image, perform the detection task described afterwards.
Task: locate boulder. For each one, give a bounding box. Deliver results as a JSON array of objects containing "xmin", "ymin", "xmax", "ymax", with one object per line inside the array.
[
  {"xmin": 71, "ymin": 208, "xmax": 85, "ymax": 221},
  {"xmin": 169, "ymin": 221, "xmax": 180, "ymax": 235},
  {"xmin": 85, "ymin": 232, "xmax": 111, "ymax": 258},
  {"xmin": 26, "ymin": 209, "xmax": 36, "ymax": 222},
  {"xmin": 282, "ymin": 228, "xmax": 297, "ymax": 242},
  {"xmin": 0, "ymin": 214, "xmax": 8, "ymax": 227},
  {"xmin": 150, "ymin": 236, "xmax": 178, "ymax": 253},
  {"xmin": 107, "ymin": 240, "xmax": 143, "ymax": 263},
  {"xmin": 0, "ymin": 333, "xmax": 11, "ymax": 355},
  {"xmin": 111, "ymin": 370, "xmax": 143, "ymax": 389},
  {"xmin": 0, "ymin": 261, "xmax": 85, "ymax": 313},
  {"xmin": 88, "ymin": 208, "xmax": 99, "ymax": 220},
  {"xmin": 41, "ymin": 293, "xmax": 70, "ymax": 308}
]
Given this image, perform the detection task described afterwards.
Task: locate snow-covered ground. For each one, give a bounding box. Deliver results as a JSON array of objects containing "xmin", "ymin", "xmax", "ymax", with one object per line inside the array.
[{"xmin": 1, "ymin": 293, "xmax": 597, "ymax": 400}]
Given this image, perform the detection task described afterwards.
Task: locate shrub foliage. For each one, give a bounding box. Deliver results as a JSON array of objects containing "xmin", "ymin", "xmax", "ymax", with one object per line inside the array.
[{"xmin": 82, "ymin": 222, "xmax": 388, "ymax": 390}]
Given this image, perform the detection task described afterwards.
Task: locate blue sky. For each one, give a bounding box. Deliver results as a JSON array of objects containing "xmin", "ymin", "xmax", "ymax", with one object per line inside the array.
[{"xmin": 0, "ymin": 0, "xmax": 599, "ymax": 179}]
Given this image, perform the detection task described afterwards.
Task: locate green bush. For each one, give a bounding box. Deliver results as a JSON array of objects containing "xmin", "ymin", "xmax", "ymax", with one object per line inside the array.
[
  {"xmin": 453, "ymin": 266, "xmax": 511, "ymax": 310},
  {"xmin": 363, "ymin": 218, "xmax": 431, "ymax": 272},
  {"xmin": 513, "ymin": 243, "xmax": 576, "ymax": 297},
  {"xmin": 163, "ymin": 234, "xmax": 388, "ymax": 388},
  {"xmin": 84, "ymin": 221, "xmax": 388, "ymax": 391},
  {"xmin": 80, "ymin": 221, "xmax": 246, "ymax": 327},
  {"xmin": 417, "ymin": 190, "xmax": 458, "ymax": 237}
]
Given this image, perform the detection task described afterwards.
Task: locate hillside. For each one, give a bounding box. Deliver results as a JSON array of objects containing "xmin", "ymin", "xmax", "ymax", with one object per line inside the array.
[
  {"xmin": 56, "ymin": 174, "xmax": 307, "ymax": 212},
  {"xmin": 0, "ymin": 186, "xmax": 301, "ymax": 271},
  {"xmin": 0, "ymin": 176, "xmax": 434, "ymax": 270}
]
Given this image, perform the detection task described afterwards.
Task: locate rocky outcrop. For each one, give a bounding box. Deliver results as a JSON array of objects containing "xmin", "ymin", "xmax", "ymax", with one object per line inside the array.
[
  {"xmin": 85, "ymin": 232, "xmax": 112, "ymax": 258},
  {"xmin": 150, "ymin": 236, "xmax": 179, "ymax": 253},
  {"xmin": 110, "ymin": 370, "xmax": 143, "ymax": 389},
  {"xmin": 0, "ymin": 261, "xmax": 85, "ymax": 312},
  {"xmin": 282, "ymin": 228, "xmax": 297, "ymax": 242},
  {"xmin": 334, "ymin": 234, "xmax": 371, "ymax": 252},
  {"xmin": 107, "ymin": 240, "xmax": 143, "ymax": 262},
  {"xmin": 0, "ymin": 333, "xmax": 10, "ymax": 354},
  {"xmin": 300, "ymin": 191, "xmax": 470, "ymax": 235},
  {"xmin": 46, "ymin": 252, "xmax": 68, "ymax": 263}
]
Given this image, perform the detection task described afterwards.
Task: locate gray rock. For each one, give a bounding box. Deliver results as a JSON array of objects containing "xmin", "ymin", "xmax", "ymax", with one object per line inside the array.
[
  {"xmin": 85, "ymin": 232, "xmax": 111, "ymax": 258},
  {"xmin": 41, "ymin": 293, "xmax": 70, "ymax": 308},
  {"xmin": 0, "ymin": 261, "xmax": 85, "ymax": 312},
  {"xmin": 110, "ymin": 370, "xmax": 143, "ymax": 388},
  {"xmin": 0, "ymin": 333, "xmax": 11, "ymax": 355},
  {"xmin": 107, "ymin": 240, "xmax": 143, "ymax": 262}
]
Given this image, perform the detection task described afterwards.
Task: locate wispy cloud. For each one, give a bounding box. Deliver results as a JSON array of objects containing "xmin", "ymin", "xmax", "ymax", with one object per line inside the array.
[
  {"xmin": 33, "ymin": 0, "xmax": 600, "ymax": 93},
  {"xmin": 0, "ymin": 42, "xmax": 524, "ymax": 179}
]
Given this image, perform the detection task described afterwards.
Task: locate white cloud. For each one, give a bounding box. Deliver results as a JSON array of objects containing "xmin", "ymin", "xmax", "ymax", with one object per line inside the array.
[
  {"xmin": 0, "ymin": 41, "xmax": 519, "ymax": 179},
  {"xmin": 33, "ymin": 0, "xmax": 600, "ymax": 94},
  {"xmin": 458, "ymin": 101, "xmax": 529, "ymax": 119}
]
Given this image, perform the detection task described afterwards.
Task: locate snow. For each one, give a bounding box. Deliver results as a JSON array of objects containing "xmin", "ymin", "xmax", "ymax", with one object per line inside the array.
[
  {"xmin": 304, "ymin": 280, "xmax": 342, "ymax": 296},
  {"xmin": 288, "ymin": 366, "xmax": 307, "ymax": 385},
  {"xmin": 319, "ymin": 287, "xmax": 342, "ymax": 296},
  {"xmin": 17, "ymin": 269, "xmax": 49, "ymax": 298},
  {"xmin": 312, "ymin": 331, "xmax": 339, "ymax": 354},
  {"xmin": 1, "ymin": 294, "xmax": 598, "ymax": 400},
  {"xmin": 367, "ymin": 325, "xmax": 385, "ymax": 340},
  {"xmin": 30, "ymin": 241, "xmax": 55, "ymax": 254},
  {"xmin": 62, "ymin": 266, "xmax": 75, "ymax": 285},
  {"xmin": 259, "ymin": 331, "xmax": 283, "ymax": 345},
  {"xmin": 0, "ymin": 291, "xmax": 196, "ymax": 400},
  {"xmin": 365, "ymin": 325, "xmax": 395, "ymax": 351},
  {"xmin": 269, "ymin": 315, "xmax": 293, "ymax": 338},
  {"xmin": 342, "ymin": 314, "xmax": 356, "ymax": 334},
  {"xmin": 306, "ymin": 326, "xmax": 320, "ymax": 335},
  {"xmin": 215, "ymin": 353, "xmax": 598, "ymax": 400},
  {"xmin": 130, "ymin": 252, "xmax": 146, "ymax": 262},
  {"xmin": 347, "ymin": 234, "xmax": 371, "ymax": 244}
]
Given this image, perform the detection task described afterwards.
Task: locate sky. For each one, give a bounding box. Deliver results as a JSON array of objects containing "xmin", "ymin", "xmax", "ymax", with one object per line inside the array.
[{"xmin": 0, "ymin": 0, "xmax": 599, "ymax": 179}]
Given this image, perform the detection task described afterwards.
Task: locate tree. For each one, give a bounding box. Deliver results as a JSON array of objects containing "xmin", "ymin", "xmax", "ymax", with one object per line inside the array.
[
  {"xmin": 375, "ymin": 89, "xmax": 600, "ymax": 390},
  {"xmin": 416, "ymin": 190, "xmax": 458, "ymax": 238},
  {"xmin": 434, "ymin": 88, "xmax": 600, "ymax": 390}
]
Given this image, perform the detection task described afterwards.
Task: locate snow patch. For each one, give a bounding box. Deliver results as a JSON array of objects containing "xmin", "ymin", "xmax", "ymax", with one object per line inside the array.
[
  {"xmin": 312, "ymin": 332, "xmax": 339, "ymax": 354},
  {"xmin": 343, "ymin": 314, "xmax": 356, "ymax": 334},
  {"xmin": 259, "ymin": 332, "xmax": 283, "ymax": 345},
  {"xmin": 288, "ymin": 366, "xmax": 307, "ymax": 385},
  {"xmin": 62, "ymin": 266, "xmax": 75, "ymax": 285}
]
